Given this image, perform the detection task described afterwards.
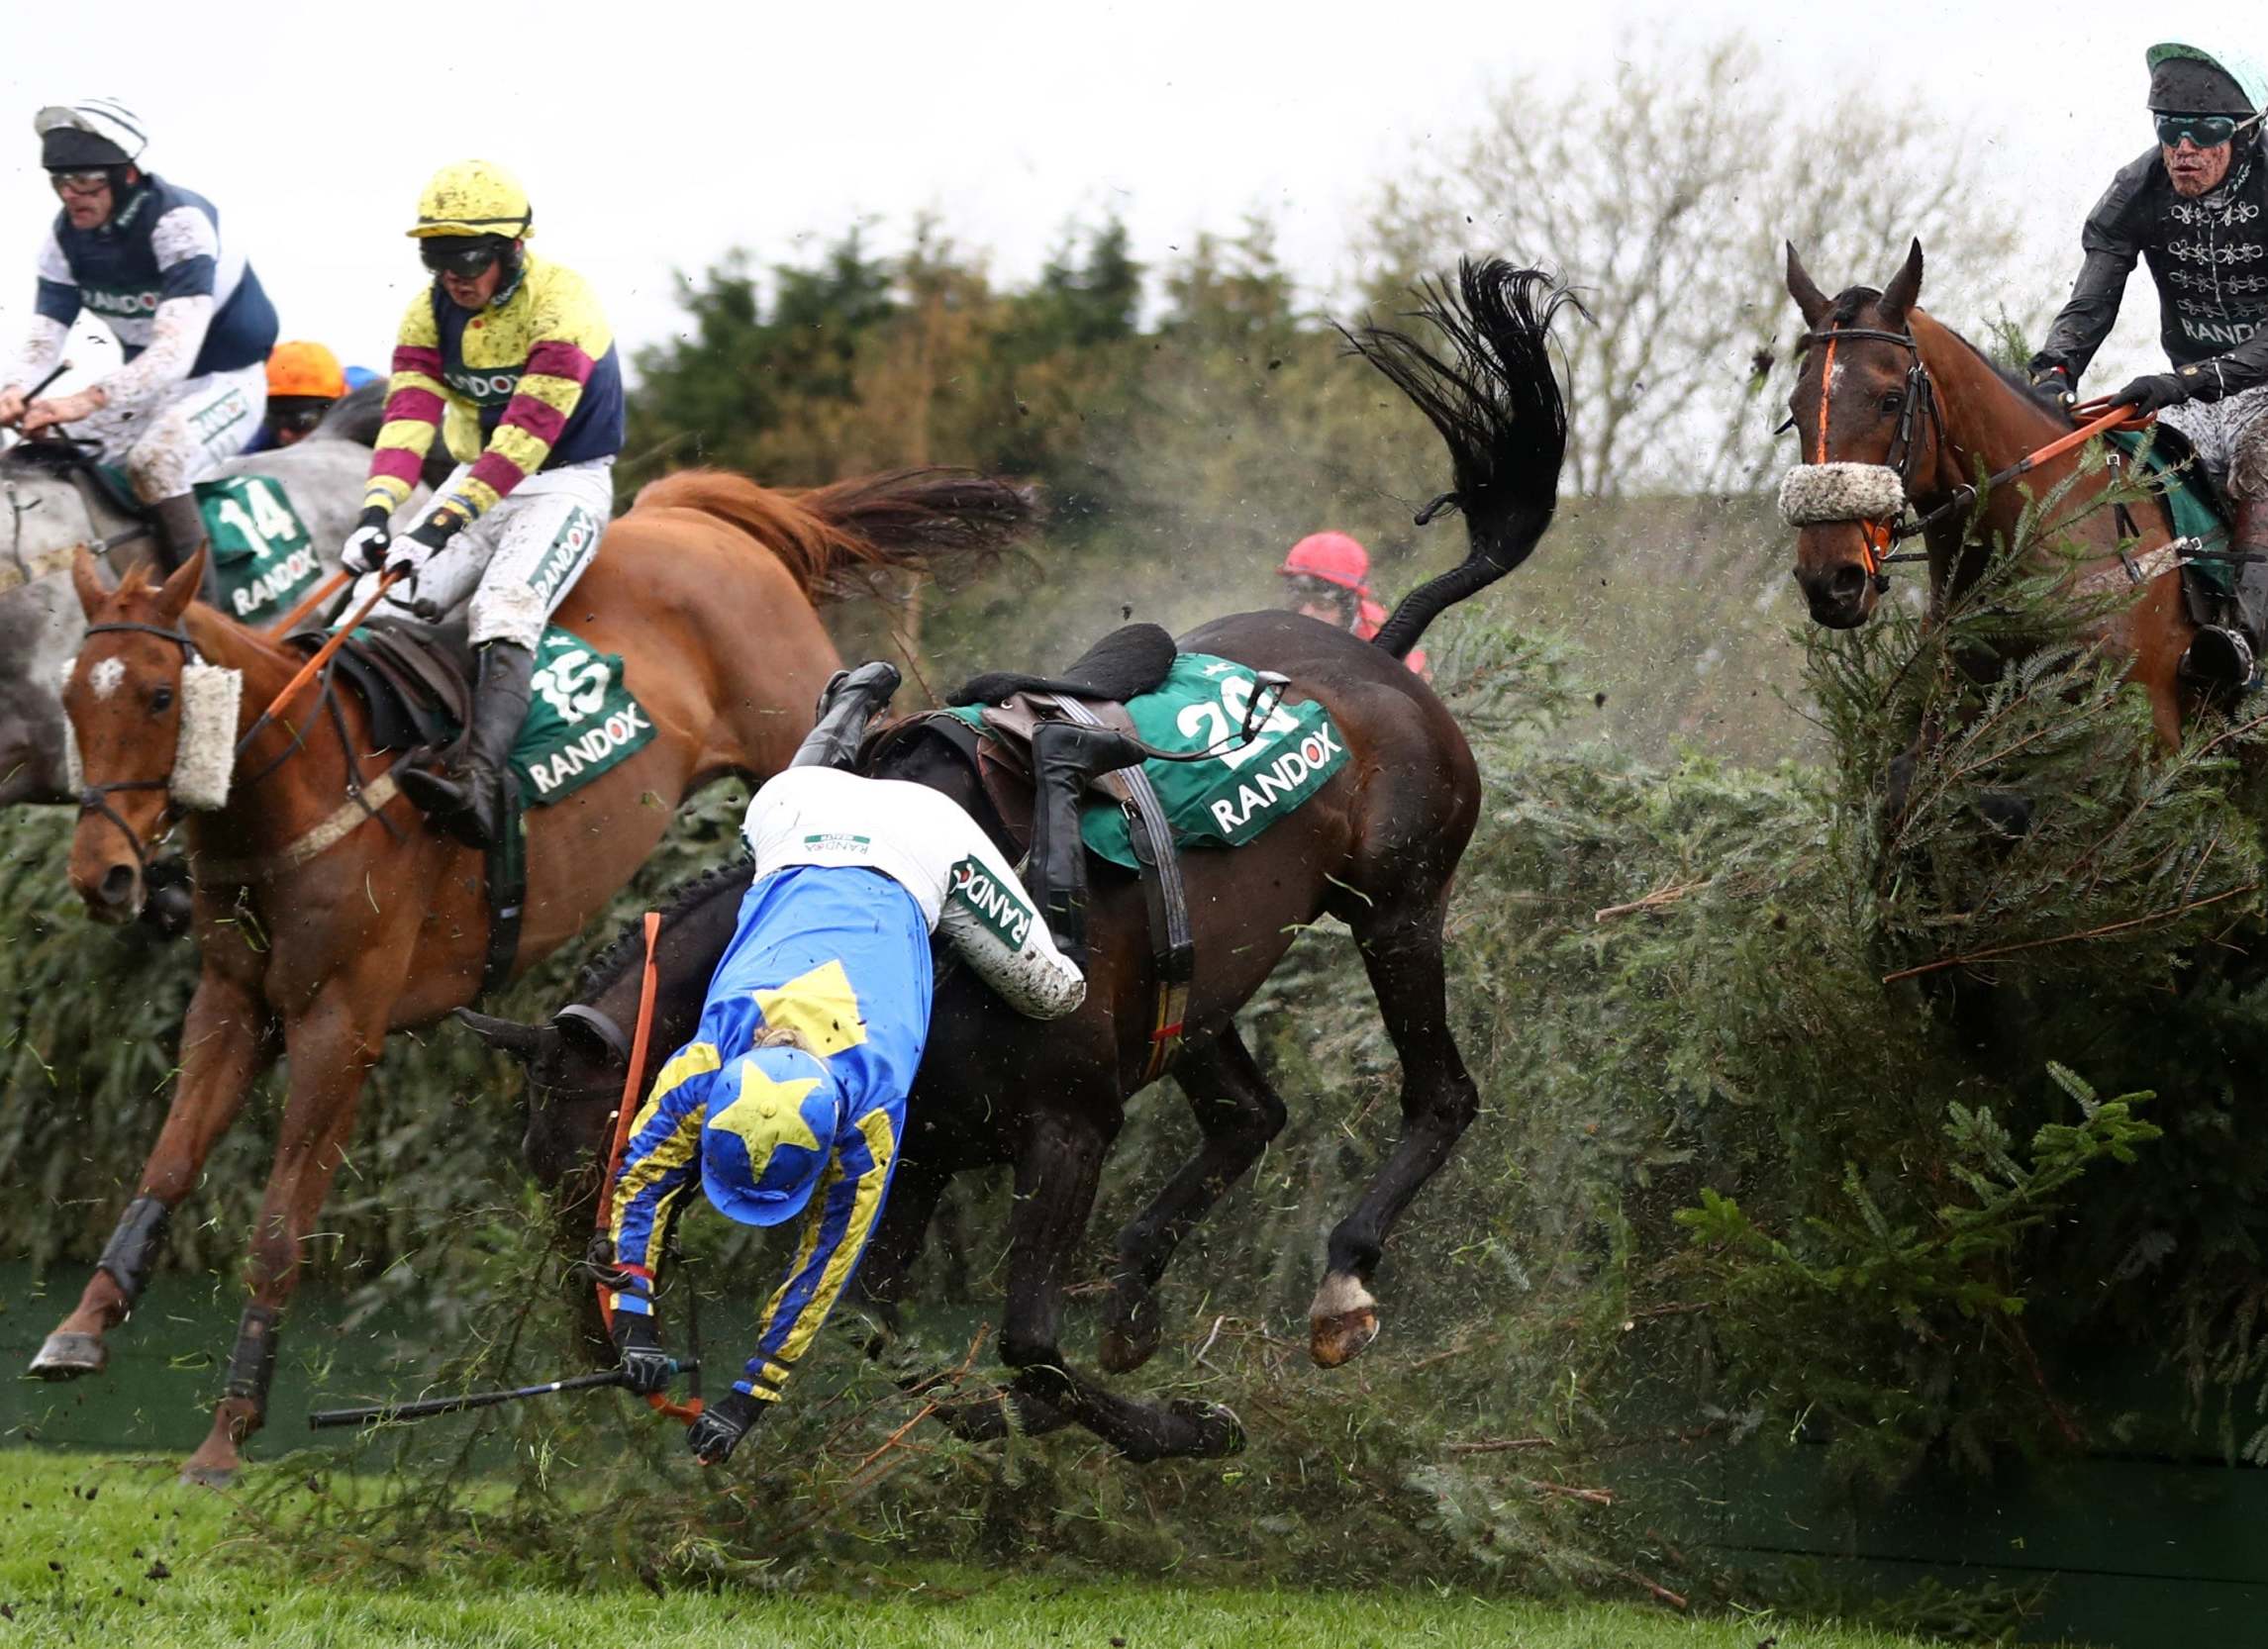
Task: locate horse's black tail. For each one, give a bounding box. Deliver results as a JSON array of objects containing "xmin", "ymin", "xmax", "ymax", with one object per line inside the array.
[{"xmin": 1340, "ymin": 259, "xmax": 1579, "ymax": 660}]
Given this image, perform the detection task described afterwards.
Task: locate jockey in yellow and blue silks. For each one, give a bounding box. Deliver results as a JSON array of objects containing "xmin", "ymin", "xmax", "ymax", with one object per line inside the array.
[{"xmin": 603, "ymin": 663, "xmax": 1147, "ymax": 1465}]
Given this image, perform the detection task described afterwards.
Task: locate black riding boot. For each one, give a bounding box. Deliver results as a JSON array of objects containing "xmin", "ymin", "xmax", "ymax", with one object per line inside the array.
[
  {"xmin": 148, "ymin": 492, "xmax": 219, "ymax": 602},
  {"xmin": 2184, "ymin": 497, "xmax": 2268, "ymax": 690},
  {"xmin": 399, "ymin": 640, "xmax": 536, "ymax": 849},
  {"xmin": 1026, "ymin": 722, "xmax": 1151, "ymax": 970},
  {"xmin": 791, "ymin": 660, "xmax": 903, "ymax": 770}
]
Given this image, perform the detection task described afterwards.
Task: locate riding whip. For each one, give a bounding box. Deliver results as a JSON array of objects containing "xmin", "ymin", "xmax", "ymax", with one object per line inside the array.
[
  {"xmin": 308, "ymin": 1359, "xmax": 697, "ymax": 1429},
  {"xmin": 235, "ymin": 568, "xmax": 406, "ymax": 753},
  {"xmin": 593, "ymin": 912, "xmax": 705, "ymax": 1423}
]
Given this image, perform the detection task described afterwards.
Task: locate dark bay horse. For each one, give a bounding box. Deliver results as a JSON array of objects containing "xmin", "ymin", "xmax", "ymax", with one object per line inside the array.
[
  {"xmin": 1783, "ymin": 241, "xmax": 2199, "ymax": 746},
  {"xmin": 463, "ymin": 261, "xmax": 1574, "ymax": 1462},
  {"xmin": 37, "ymin": 467, "xmax": 1035, "ymax": 1483}
]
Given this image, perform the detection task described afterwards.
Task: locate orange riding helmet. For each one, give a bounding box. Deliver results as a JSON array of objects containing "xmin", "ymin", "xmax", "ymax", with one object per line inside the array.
[
  {"xmin": 1279, "ymin": 531, "xmax": 1371, "ymax": 591},
  {"xmin": 266, "ymin": 340, "xmax": 346, "ymax": 402}
]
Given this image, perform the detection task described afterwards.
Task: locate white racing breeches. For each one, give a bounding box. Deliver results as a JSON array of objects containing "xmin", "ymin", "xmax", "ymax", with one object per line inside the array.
[
  {"xmin": 74, "ymin": 362, "xmax": 265, "ymax": 501},
  {"xmin": 342, "ymin": 457, "xmax": 615, "ymax": 649},
  {"xmin": 2162, "ymin": 383, "xmax": 2268, "ymax": 504}
]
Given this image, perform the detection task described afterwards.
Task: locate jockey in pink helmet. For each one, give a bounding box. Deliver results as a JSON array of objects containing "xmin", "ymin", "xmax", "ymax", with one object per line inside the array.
[{"xmin": 1278, "ymin": 532, "xmax": 1430, "ymax": 678}]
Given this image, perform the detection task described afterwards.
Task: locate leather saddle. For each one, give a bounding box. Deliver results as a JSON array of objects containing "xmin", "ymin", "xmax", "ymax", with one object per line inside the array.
[
  {"xmin": 871, "ymin": 622, "xmax": 1196, "ymax": 1080},
  {"xmin": 289, "ymin": 611, "xmax": 475, "ymax": 763},
  {"xmin": 874, "ymin": 621, "xmax": 1178, "ymax": 852}
]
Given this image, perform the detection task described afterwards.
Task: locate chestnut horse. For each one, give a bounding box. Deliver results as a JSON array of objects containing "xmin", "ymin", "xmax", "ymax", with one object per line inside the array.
[
  {"xmin": 466, "ymin": 261, "xmax": 1574, "ymax": 1462},
  {"xmin": 34, "ymin": 467, "xmax": 1034, "ymax": 1483},
  {"xmin": 1783, "ymin": 240, "xmax": 2199, "ymax": 747}
]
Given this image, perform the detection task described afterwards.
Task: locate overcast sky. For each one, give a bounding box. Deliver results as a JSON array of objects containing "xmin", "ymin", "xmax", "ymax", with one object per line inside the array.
[{"xmin": 0, "ymin": 0, "xmax": 2257, "ymax": 398}]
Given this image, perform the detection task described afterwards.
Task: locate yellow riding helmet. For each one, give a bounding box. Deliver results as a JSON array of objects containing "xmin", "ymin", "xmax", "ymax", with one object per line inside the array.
[{"xmin": 406, "ymin": 159, "xmax": 533, "ymax": 241}]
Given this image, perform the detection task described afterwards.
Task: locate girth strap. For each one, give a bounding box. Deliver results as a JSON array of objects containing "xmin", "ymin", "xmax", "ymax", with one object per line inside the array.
[
  {"xmin": 480, "ymin": 772, "xmax": 527, "ymax": 1001},
  {"xmin": 190, "ymin": 772, "xmax": 401, "ymax": 885},
  {"xmin": 1045, "ymin": 695, "xmax": 1193, "ymax": 1083}
]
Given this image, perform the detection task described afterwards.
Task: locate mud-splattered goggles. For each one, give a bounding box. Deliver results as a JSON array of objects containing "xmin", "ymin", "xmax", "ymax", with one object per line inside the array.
[
  {"xmin": 48, "ymin": 169, "xmax": 112, "ymax": 195},
  {"xmin": 419, "ymin": 236, "xmax": 509, "ymax": 277},
  {"xmin": 2155, "ymin": 111, "xmax": 2247, "ymax": 149}
]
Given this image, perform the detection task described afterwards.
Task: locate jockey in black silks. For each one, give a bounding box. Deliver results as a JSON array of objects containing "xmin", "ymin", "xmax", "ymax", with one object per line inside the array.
[
  {"xmin": 2029, "ymin": 41, "xmax": 2268, "ymax": 688},
  {"xmin": 600, "ymin": 663, "xmax": 1148, "ymax": 1466}
]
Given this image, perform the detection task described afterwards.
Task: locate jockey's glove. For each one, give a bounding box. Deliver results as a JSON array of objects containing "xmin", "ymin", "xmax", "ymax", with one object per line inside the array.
[
  {"xmin": 342, "ymin": 505, "xmax": 392, "ymax": 575},
  {"xmin": 2026, "ymin": 364, "xmax": 2074, "ymax": 414},
  {"xmin": 2108, "ymin": 372, "xmax": 2191, "ymax": 416},
  {"xmin": 686, "ymin": 1389, "xmax": 764, "ymax": 1466},
  {"xmin": 383, "ymin": 504, "xmax": 469, "ymax": 587},
  {"xmin": 612, "ymin": 1312, "xmax": 674, "ymax": 1398}
]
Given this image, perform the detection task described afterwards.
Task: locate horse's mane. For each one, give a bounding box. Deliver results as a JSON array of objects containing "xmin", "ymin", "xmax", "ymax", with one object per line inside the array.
[
  {"xmin": 0, "ymin": 440, "xmax": 94, "ymax": 480},
  {"xmin": 572, "ymin": 858, "xmax": 751, "ymax": 1000},
  {"xmin": 629, "ymin": 465, "xmax": 1035, "ymax": 603}
]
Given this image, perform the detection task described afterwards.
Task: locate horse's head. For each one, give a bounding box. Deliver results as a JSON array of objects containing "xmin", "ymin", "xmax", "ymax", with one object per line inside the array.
[
  {"xmin": 62, "ymin": 543, "xmax": 234, "ymax": 922},
  {"xmin": 457, "ymin": 1006, "xmax": 629, "ymax": 1187},
  {"xmin": 1782, "ymin": 240, "xmax": 1942, "ymax": 630}
]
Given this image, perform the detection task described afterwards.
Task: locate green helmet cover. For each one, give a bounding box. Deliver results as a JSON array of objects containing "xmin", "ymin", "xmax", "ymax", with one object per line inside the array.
[{"xmin": 2145, "ymin": 42, "xmax": 2268, "ymax": 114}]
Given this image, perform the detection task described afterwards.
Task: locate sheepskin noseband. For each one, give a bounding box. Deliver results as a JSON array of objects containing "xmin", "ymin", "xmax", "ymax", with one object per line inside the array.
[
  {"xmin": 1778, "ymin": 462, "xmax": 1906, "ymax": 528},
  {"xmin": 172, "ymin": 661, "xmax": 242, "ymax": 811},
  {"xmin": 58, "ymin": 652, "xmax": 243, "ymax": 811}
]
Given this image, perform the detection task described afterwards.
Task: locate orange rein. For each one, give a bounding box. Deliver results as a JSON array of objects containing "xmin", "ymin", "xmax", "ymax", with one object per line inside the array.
[
  {"xmin": 593, "ymin": 912, "xmax": 702, "ymax": 1423},
  {"xmin": 262, "ymin": 569, "xmax": 349, "ymax": 638},
  {"xmin": 232, "ymin": 569, "xmax": 402, "ymax": 758}
]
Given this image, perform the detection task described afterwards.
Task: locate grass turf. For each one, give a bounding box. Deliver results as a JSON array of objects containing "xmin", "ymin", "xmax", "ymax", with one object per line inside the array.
[{"xmin": 0, "ymin": 1448, "xmax": 1935, "ymax": 1648}]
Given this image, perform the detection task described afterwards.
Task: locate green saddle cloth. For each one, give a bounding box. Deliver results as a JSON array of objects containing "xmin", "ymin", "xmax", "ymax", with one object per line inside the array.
[
  {"xmin": 343, "ymin": 623, "xmax": 654, "ymax": 810},
  {"xmin": 512, "ymin": 630, "xmax": 657, "ymax": 805},
  {"xmin": 946, "ymin": 651, "xmax": 1351, "ymax": 871},
  {"xmin": 2106, "ymin": 430, "xmax": 2235, "ymax": 597},
  {"xmin": 94, "ymin": 464, "xmax": 329, "ymax": 627}
]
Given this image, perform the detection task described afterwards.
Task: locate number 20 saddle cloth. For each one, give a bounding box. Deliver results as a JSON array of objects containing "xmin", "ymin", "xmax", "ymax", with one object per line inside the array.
[{"xmin": 886, "ymin": 621, "xmax": 1352, "ymax": 1078}]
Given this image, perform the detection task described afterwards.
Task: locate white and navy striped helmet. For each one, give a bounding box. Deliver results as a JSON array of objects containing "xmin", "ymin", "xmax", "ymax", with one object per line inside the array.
[{"xmin": 33, "ymin": 99, "xmax": 147, "ymax": 170}]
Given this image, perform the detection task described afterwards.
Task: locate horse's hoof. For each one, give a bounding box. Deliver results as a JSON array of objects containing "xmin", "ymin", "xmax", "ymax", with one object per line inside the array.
[
  {"xmin": 1099, "ymin": 1292, "xmax": 1162, "ymax": 1375},
  {"xmin": 178, "ymin": 1459, "xmax": 237, "ymax": 1490},
  {"xmin": 1169, "ymin": 1398, "xmax": 1245, "ymax": 1458},
  {"xmin": 1309, "ymin": 1306, "xmax": 1379, "ymax": 1369},
  {"xmin": 28, "ymin": 1331, "xmax": 105, "ymax": 1380}
]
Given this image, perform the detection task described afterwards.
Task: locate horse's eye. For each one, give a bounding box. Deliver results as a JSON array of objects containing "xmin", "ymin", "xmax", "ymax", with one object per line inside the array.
[
  {"xmin": 149, "ymin": 684, "xmax": 174, "ymax": 714},
  {"xmin": 1878, "ymin": 391, "xmax": 1906, "ymax": 414}
]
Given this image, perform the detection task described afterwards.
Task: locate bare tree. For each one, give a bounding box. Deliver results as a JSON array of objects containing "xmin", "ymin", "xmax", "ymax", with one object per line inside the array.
[{"xmin": 1364, "ymin": 38, "xmax": 2034, "ymax": 498}]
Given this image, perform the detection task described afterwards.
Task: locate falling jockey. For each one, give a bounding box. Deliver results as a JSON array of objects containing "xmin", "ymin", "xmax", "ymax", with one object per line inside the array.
[
  {"xmin": 601, "ymin": 662, "xmax": 1148, "ymax": 1464},
  {"xmin": 2029, "ymin": 41, "xmax": 2268, "ymax": 686},
  {"xmin": 343, "ymin": 158, "xmax": 624, "ymax": 848}
]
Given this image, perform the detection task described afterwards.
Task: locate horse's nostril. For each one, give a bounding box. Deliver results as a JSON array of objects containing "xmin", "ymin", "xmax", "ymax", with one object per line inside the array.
[
  {"xmin": 98, "ymin": 864, "xmax": 136, "ymax": 906},
  {"xmin": 1829, "ymin": 563, "xmax": 1870, "ymax": 603}
]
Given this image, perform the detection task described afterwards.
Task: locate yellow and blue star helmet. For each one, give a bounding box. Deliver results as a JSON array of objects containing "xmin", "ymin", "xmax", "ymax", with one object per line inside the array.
[{"xmin": 699, "ymin": 1046, "xmax": 843, "ymax": 1227}]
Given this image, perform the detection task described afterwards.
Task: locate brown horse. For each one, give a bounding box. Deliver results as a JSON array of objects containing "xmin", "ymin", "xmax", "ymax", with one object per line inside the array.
[
  {"xmin": 466, "ymin": 261, "xmax": 1574, "ymax": 1462},
  {"xmin": 34, "ymin": 467, "xmax": 1034, "ymax": 1483},
  {"xmin": 1783, "ymin": 241, "xmax": 2199, "ymax": 746}
]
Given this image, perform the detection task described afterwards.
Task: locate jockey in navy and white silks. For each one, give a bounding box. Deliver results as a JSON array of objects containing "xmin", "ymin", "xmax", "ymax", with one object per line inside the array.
[
  {"xmin": 0, "ymin": 101, "xmax": 276, "ymax": 570},
  {"xmin": 2029, "ymin": 43, "xmax": 2268, "ymax": 685},
  {"xmin": 603, "ymin": 755, "xmax": 1086, "ymax": 1465}
]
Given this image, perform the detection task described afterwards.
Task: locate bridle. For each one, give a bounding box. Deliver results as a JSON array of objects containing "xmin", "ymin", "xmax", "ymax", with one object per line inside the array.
[
  {"xmin": 72, "ymin": 619, "xmax": 202, "ymax": 878},
  {"xmin": 70, "ymin": 615, "xmax": 391, "ymax": 887},
  {"xmin": 1786, "ymin": 320, "xmax": 2160, "ymax": 596},
  {"xmin": 1792, "ymin": 322, "xmax": 1947, "ymax": 591}
]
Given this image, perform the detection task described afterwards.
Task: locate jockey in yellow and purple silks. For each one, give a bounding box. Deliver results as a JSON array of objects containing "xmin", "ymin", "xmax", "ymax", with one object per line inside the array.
[
  {"xmin": 340, "ymin": 158, "xmax": 625, "ymax": 850},
  {"xmin": 601, "ymin": 663, "xmax": 1140, "ymax": 1467}
]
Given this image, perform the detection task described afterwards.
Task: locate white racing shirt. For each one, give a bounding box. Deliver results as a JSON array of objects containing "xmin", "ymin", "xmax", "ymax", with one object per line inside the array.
[{"xmin": 741, "ymin": 765, "xmax": 1085, "ymax": 1020}]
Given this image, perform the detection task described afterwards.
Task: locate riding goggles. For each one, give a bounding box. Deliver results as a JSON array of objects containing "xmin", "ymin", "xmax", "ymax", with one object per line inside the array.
[
  {"xmin": 48, "ymin": 169, "xmax": 111, "ymax": 195},
  {"xmin": 419, "ymin": 235, "xmax": 509, "ymax": 277},
  {"xmin": 2155, "ymin": 111, "xmax": 2251, "ymax": 149}
]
